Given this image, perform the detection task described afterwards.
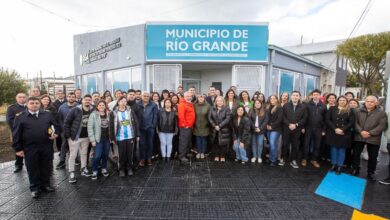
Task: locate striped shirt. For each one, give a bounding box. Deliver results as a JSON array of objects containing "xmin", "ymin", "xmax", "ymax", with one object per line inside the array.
[{"xmin": 116, "ymin": 110, "xmax": 134, "ymax": 141}]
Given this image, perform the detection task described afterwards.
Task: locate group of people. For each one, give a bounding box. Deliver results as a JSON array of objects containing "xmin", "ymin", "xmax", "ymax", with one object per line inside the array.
[{"xmin": 6, "ymin": 85, "xmax": 390, "ymax": 199}]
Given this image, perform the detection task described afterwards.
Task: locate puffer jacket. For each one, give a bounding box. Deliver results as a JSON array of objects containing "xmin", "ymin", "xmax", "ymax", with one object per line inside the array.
[
  {"xmin": 64, "ymin": 105, "xmax": 93, "ymax": 140},
  {"xmin": 87, "ymin": 110, "xmax": 110, "ymax": 145},
  {"xmin": 231, "ymin": 116, "xmax": 251, "ymax": 148},
  {"xmin": 178, "ymin": 98, "xmax": 196, "ymax": 128},
  {"xmin": 354, "ymin": 106, "xmax": 387, "ymax": 145},
  {"xmin": 208, "ymin": 106, "xmax": 232, "ymax": 146}
]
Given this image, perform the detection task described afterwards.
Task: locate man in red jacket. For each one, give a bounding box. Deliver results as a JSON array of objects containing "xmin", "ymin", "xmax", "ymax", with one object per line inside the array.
[{"xmin": 178, "ymin": 91, "xmax": 196, "ymax": 163}]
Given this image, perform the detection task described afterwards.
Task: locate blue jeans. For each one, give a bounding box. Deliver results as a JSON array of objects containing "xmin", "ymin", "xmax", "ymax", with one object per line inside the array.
[
  {"xmin": 233, "ymin": 138, "xmax": 248, "ymax": 162},
  {"xmin": 252, "ymin": 133, "xmax": 264, "ymax": 159},
  {"xmin": 268, "ymin": 131, "xmax": 281, "ymax": 163},
  {"xmin": 92, "ymin": 139, "xmax": 110, "ymax": 172},
  {"xmin": 331, "ymin": 146, "xmax": 346, "ymax": 166},
  {"xmin": 158, "ymin": 132, "xmax": 174, "ymax": 158},
  {"xmin": 196, "ymin": 136, "xmax": 207, "ymax": 153},
  {"xmin": 140, "ymin": 128, "xmax": 155, "ymax": 160}
]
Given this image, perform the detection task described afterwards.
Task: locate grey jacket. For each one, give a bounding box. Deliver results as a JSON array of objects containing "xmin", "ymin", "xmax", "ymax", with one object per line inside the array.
[
  {"xmin": 354, "ymin": 106, "xmax": 387, "ymax": 145},
  {"xmin": 88, "ymin": 110, "xmax": 110, "ymax": 145}
]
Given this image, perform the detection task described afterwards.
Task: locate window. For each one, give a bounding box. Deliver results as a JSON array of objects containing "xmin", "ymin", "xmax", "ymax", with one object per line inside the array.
[
  {"xmin": 232, "ymin": 65, "xmax": 265, "ymax": 96},
  {"xmin": 81, "ymin": 72, "xmax": 103, "ymax": 95},
  {"xmin": 105, "ymin": 66, "xmax": 143, "ymax": 93},
  {"xmin": 303, "ymin": 74, "xmax": 318, "ymax": 97},
  {"xmin": 271, "ymin": 69, "xmax": 279, "ymax": 95},
  {"xmin": 273, "ymin": 68, "xmax": 301, "ymax": 96}
]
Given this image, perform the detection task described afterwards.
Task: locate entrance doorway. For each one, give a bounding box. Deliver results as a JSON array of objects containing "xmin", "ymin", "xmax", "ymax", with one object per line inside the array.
[{"xmin": 183, "ymin": 79, "xmax": 200, "ymax": 92}]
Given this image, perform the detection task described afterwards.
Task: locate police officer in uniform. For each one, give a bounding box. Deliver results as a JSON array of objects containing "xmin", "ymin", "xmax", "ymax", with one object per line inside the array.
[
  {"xmin": 6, "ymin": 92, "xmax": 27, "ymax": 173},
  {"xmin": 12, "ymin": 97, "xmax": 60, "ymax": 198}
]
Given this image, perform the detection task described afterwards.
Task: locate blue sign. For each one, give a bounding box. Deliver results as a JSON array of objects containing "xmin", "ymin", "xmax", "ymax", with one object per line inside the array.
[{"xmin": 146, "ymin": 23, "xmax": 268, "ymax": 62}]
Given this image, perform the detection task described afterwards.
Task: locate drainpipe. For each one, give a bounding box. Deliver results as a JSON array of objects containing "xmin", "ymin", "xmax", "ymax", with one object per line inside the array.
[{"xmin": 267, "ymin": 49, "xmax": 275, "ymax": 97}]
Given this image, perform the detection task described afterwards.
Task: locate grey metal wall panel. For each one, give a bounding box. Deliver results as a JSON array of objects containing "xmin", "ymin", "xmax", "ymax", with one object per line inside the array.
[
  {"xmin": 272, "ymin": 51, "xmax": 321, "ymax": 76},
  {"xmin": 74, "ymin": 24, "xmax": 145, "ymax": 75}
]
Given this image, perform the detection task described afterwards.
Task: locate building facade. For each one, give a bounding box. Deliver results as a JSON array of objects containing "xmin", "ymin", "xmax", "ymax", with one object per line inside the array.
[
  {"xmin": 74, "ymin": 22, "xmax": 328, "ymax": 97},
  {"xmin": 284, "ymin": 40, "xmax": 348, "ymax": 96}
]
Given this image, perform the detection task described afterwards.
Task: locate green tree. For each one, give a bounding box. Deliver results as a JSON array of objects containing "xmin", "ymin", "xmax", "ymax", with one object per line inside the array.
[
  {"xmin": 0, "ymin": 68, "xmax": 29, "ymax": 105},
  {"xmin": 336, "ymin": 32, "xmax": 390, "ymax": 96}
]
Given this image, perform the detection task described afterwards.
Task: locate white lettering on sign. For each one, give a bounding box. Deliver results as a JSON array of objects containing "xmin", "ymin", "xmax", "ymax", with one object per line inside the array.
[{"xmin": 164, "ymin": 28, "xmax": 250, "ymax": 54}]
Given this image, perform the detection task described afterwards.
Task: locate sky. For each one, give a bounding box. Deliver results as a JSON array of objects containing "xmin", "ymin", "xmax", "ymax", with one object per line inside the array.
[{"xmin": 0, "ymin": 0, "xmax": 389, "ymax": 78}]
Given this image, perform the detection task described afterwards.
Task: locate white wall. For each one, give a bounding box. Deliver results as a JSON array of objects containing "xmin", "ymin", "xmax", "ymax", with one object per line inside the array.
[{"xmin": 200, "ymin": 68, "xmax": 232, "ymax": 94}]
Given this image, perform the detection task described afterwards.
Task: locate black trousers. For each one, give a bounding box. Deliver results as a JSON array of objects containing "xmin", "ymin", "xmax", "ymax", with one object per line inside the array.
[
  {"xmin": 282, "ymin": 127, "xmax": 301, "ymax": 162},
  {"xmin": 56, "ymin": 135, "xmax": 62, "ymax": 152},
  {"xmin": 212, "ymin": 134, "xmax": 227, "ymax": 157},
  {"xmin": 178, "ymin": 128, "xmax": 192, "ymax": 159},
  {"xmin": 352, "ymin": 141, "xmax": 380, "ymax": 174},
  {"xmin": 117, "ymin": 139, "xmax": 135, "ymax": 171},
  {"xmin": 344, "ymin": 141, "xmax": 354, "ymax": 167},
  {"xmin": 24, "ymin": 146, "xmax": 52, "ymax": 191},
  {"xmin": 303, "ymin": 128, "xmax": 322, "ymax": 161}
]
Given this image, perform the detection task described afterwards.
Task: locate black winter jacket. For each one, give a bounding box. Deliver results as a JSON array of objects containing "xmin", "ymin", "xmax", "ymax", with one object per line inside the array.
[
  {"xmin": 326, "ymin": 106, "xmax": 355, "ymax": 148},
  {"xmin": 64, "ymin": 105, "xmax": 93, "ymax": 140},
  {"xmin": 248, "ymin": 108, "xmax": 269, "ymax": 134},
  {"xmin": 231, "ymin": 116, "xmax": 252, "ymax": 147},
  {"xmin": 267, "ymin": 106, "xmax": 283, "ymax": 133},
  {"xmin": 208, "ymin": 106, "xmax": 232, "ymax": 146},
  {"xmin": 157, "ymin": 109, "xmax": 178, "ymax": 133},
  {"xmin": 306, "ymin": 100, "xmax": 327, "ymax": 131},
  {"xmin": 283, "ymin": 102, "xmax": 307, "ymax": 130}
]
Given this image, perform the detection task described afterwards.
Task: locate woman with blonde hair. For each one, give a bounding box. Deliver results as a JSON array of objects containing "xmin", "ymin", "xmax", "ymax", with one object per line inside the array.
[{"xmin": 208, "ymin": 96, "xmax": 232, "ymax": 162}]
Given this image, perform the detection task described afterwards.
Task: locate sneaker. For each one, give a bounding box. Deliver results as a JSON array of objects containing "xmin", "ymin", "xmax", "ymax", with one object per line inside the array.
[
  {"xmin": 301, "ymin": 159, "xmax": 307, "ymax": 167},
  {"xmin": 251, "ymin": 158, "xmax": 256, "ymax": 163},
  {"xmin": 127, "ymin": 169, "xmax": 134, "ymax": 176},
  {"xmin": 147, "ymin": 159, "xmax": 153, "ymax": 166},
  {"xmin": 335, "ymin": 166, "xmax": 342, "ymax": 175},
  {"xmin": 91, "ymin": 172, "xmax": 98, "ymax": 180},
  {"xmin": 196, "ymin": 153, "xmax": 201, "ymax": 159},
  {"xmin": 214, "ymin": 157, "xmax": 219, "ymax": 162},
  {"xmin": 290, "ymin": 160, "xmax": 299, "ymax": 169},
  {"xmin": 69, "ymin": 172, "xmax": 77, "ymax": 183},
  {"xmin": 81, "ymin": 168, "xmax": 92, "ymax": 177},
  {"xmin": 257, "ymin": 158, "xmax": 262, "ymax": 164},
  {"xmin": 101, "ymin": 169, "xmax": 109, "ymax": 177},
  {"xmin": 75, "ymin": 159, "xmax": 80, "ymax": 166},
  {"xmin": 241, "ymin": 161, "xmax": 247, "ymax": 165},
  {"xmin": 278, "ymin": 159, "xmax": 285, "ymax": 166},
  {"xmin": 379, "ymin": 177, "xmax": 390, "ymax": 185},
  {"xmin": 311, "ymin": 160, "xmax": 320, "ymax": 168},
  {"xmin": 200, "ymin": 153, "xmax": 205, "ymax": 159},
  {"xmin": 56, "ymin": 161, "xmax": 65, "ymax": 170},
  {"xmin": 139, "ymin": 160, "xmax": 145, "ymax": 167},
  {"xmin": 220, "ymin": 157, "xmax": 225, "ymax": 162}
]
